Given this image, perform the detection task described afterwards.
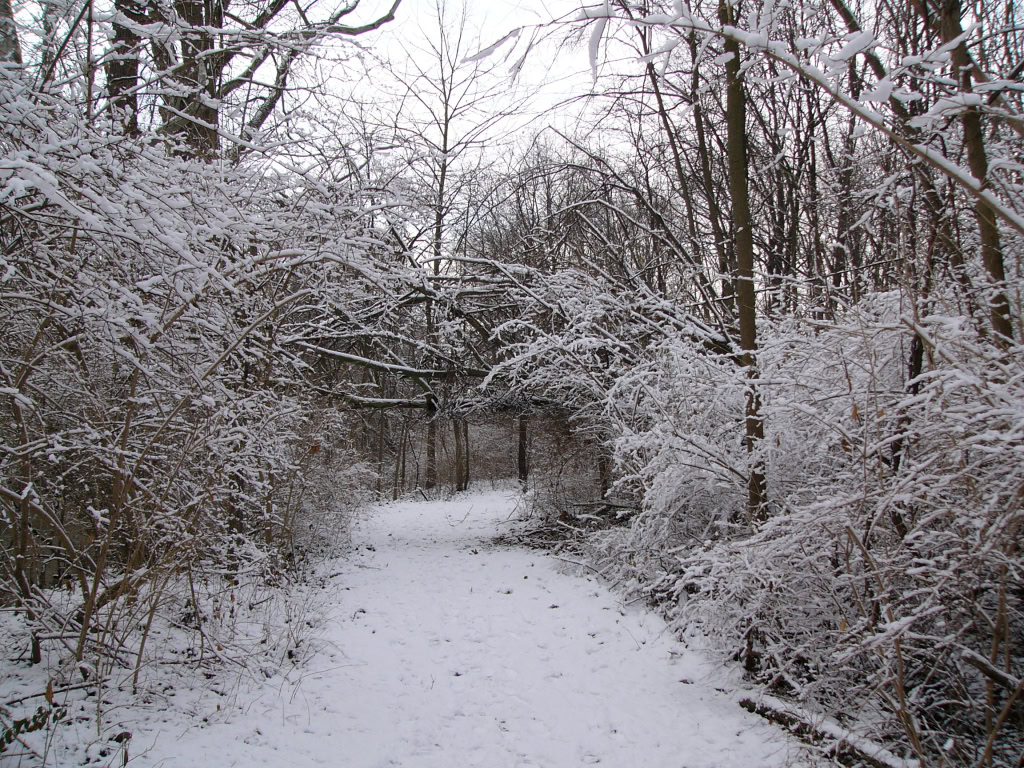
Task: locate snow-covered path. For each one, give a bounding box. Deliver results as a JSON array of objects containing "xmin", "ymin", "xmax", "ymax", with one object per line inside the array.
[{"xmin": 136, "ymin": 489, "xmax": 809, "ymax": 767}]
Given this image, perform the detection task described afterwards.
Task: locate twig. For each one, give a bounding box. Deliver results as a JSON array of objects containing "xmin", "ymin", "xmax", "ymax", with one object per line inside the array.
[
  {"xmin": 552, "ymin": 556, "xmax": 607, "ymax": 576},
  {"xmin": 3, "ymin": 680, "xmax": 100, "ymax": 707}
]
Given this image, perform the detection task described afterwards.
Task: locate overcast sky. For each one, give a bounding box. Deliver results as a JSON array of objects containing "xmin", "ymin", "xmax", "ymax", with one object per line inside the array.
[
  {"xmin": 387, "ymin": 0, "xmax": 582, "ymax": 41},
  {"xmin": 308, "ymin": 0, "xmax": 596, "ymax": 164},
  {"xmin": 365, "ymin": 0, "xmax": 593, "ymax": 106}
]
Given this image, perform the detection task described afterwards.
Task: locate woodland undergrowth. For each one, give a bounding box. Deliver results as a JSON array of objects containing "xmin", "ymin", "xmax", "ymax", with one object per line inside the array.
[
  {"xmin": 0, "ymin": 62, "xmax": 380, "ymax": 764},
  {"xmin": 523, "ymin": 293, "xmax": 1024, "ymax": 768}
]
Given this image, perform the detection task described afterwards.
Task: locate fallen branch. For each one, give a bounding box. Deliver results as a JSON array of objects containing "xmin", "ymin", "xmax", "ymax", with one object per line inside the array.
[
  {"xmin": 738, "ymin": 697, "xmax": 913, "ymax": 768},
  {"xmin": 3, "ymin": 680, "xmax": 100, "ymax": 707},
  {"xmin": 961, "ymin": 649, "xmax": 1022, "ymax": 693}
]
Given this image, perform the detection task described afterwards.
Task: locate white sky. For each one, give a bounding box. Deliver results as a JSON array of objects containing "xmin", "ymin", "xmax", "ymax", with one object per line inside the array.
[
  {"xmin": 289, "ymin": 0, "xmax": 610, "ymax": 181},
  {"xmin": 361, "ymin": 0, "xmax": 594, "ymax": 111},
  {"xmin": 377, "ymin": 0, "xmax": 582, "ymax": 43}
]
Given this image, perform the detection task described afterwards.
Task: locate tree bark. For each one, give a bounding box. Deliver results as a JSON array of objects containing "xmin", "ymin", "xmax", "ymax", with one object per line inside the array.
[
  {"xmin": 517, "ymin": 414, "xmax": 529, "ymax": 491},
  {"xmin": 453, "ymin": 418, "xmax": 465, "ymax": 491},
  {"xmin": 918, "ymin": 0, "xmax": 1014, "ymax": 347},
  {"xmin": 425, "ymin": 417, "xmax": 437, "ymax": 490},
  {"xmin": 392, "ymin": 422, "xmax": 408, "ymax": 501},
  {"xmin": 461, "ymin": 420, "xmax": 470, "ymax": 490},
  {"xmin": 0, "ymin": 0, "xmax": 22, "ymax": 65},
  {"xmin": 376, "ymin": 411, "xmax": 386, "ymax": 495},
  {"xmin": 105, "ymin": 0, "xmax": 149, "ymax": 134},
  {"xmin": 721, "ymin": 1, "xmax": 767, "ymax": 522}
]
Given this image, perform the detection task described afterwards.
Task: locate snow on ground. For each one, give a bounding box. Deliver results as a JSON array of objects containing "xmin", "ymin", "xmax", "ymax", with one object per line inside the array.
[
  {"xmin": 4, "ymin": 488, "xmax": 818, "ymax": 767},
  {"xmin": 127, "ymin": 488, "xmax": 814, "ymax": 768}
]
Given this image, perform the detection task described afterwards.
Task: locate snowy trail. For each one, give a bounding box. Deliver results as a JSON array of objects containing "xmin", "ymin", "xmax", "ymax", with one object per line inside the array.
[{"xmin": 134, "ymin": 489, "xmax": 809, "ymax": 767}]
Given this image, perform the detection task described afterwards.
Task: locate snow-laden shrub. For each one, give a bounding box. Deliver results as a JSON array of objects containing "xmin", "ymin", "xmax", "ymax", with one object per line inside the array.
[
  {"xmin": 589, "ymin": 292, "xmax": 1024, "ymax": 766},
  {"xmin": 611, "ymin": 340, "xmax": 750, "ymax": 535},
  {"xmin": 0, "ymin": 65, "xmax": 385, "ymax": 698}
]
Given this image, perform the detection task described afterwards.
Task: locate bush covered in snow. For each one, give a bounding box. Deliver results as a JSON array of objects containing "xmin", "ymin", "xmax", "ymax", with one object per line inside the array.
[{"xmin": 554, "ymin": 294, "xmax": 1024, "ymax": 767}]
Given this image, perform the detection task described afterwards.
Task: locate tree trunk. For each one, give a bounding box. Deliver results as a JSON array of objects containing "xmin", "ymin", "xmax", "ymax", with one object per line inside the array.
[
  {"xmin": 453, "ymin": 418, "xmax": 466, "ymax": 491},
  {"xmin": 263, "ymin": 473, "xmax": 274, "ymax": 547},
  {"xmin": 425, "ymin": 418, "xmax": 437, "ymax": 490},
  {"xmin": 0, "ymin": 0, "xmax": 22, "ymax": 65},
  {"xmin": 517, "ymin": 414, "xmax": 529, "ymax": 491},
  {"xmin": 105, "ymin": 0, "xmax": 148, "ymax": 134},
  {"xmin": 375, "ymin": 411, "xmax": 386, "ymax": 495},
  {"xmin": 923, "ymin": 0, "xmax": 1014, "ymax": 347},
  {"xmin": 392, "ymin": 421, "xmax": 407, "ymax": 501},
  {"xmin": 461, "ymin": 420, "xmax": 470, "ymax": 490},
  {"xmin": 721, "ymin": 3, "xmax": 767, "ymax": 523},
  {"xmin": 598, "ymin": 451, "xmax": 611, "ymax": 499},
  {"xmin": 162, "ymin": 0, "xmax": 221, "ymax": 155}
]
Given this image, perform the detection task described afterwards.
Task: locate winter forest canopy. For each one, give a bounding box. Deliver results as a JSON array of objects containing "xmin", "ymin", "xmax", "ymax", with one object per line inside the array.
[{"xmin": 1, "ymin": 0, "xmax": 1022, "ymax": 764}]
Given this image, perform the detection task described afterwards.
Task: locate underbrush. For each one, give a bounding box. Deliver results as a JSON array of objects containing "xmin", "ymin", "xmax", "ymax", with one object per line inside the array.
[
  {"xmin": 518, "ymin": 295, "xmax": 1024, "ymax": 768},
  {"xmin": 0, "ymin": 542, "xmax": 351, "ymax": 766}
]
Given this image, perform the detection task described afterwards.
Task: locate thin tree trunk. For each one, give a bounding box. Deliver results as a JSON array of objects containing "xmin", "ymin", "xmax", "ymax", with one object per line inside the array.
[
  {"xmin": 263, "ymin": 472, "xmax": 274, "ymax": 547},
  {"xmin": 721, "ymin": 1, "xmax": 766, "ymax": 523},
  {"xmin": 376, "ymin": 411, "xmax": 386, "ymax": 495},
  {"xmin": 915, "ymin": 0, "xmax": 1013, "ymax": 346},
  {"xmin": 461, "ymin": 420, "xmax": 470, "ymax": 490},
  {"xmin": 400, "ymin": 425, "xmax": 408, "ymax": 493},
  {"xmin": 453, "ymin": 418, "xmax": 466, "ymax": 492},
  {"xmin": 598, "ymin": 451, "xmax": 611, "ymax": 499},
  {"xmin": 517, "ymin": 414, "xmax": 529, "ymax": 491},
  {"xmin": 962, "ymin": 110, "xmax": 1014, "ymax": 346},
  {"xmin": 105, "ymin": 0, "xmax": 147, "ymax": 134},
  {"xmin": 425, "ymin": 418, "xmax": 437, "ymax": 490},
  {"xmin": 392, "ymin": 421, "xmax": 407, "ymax": 501}
]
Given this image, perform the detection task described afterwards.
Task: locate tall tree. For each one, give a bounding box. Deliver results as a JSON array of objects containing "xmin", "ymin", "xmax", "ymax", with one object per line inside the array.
[
  {"xmin": 376, "ymin": 0, "xmax": 529, "ymax": 488},
  {"xmin": 925, "ymin": 0, "xmax": 1015, "ymax": 346},
  {"xmin": 719, "ymin": 0, "xmax": 766, "ymax": 521}
]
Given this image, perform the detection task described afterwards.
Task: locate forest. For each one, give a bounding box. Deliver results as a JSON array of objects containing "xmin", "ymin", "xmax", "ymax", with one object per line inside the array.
[{"xmin": 1, "ymin": 0, "xmax": 1022, "ymax": 764}]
